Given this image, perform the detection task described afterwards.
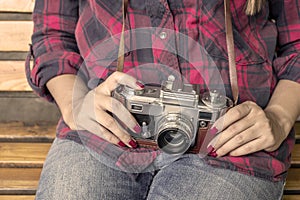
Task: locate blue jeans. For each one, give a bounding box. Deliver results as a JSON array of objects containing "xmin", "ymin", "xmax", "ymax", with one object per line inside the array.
[{"xmin": 35, "ymin": 138, "xmax": 284, "ymax": 200}]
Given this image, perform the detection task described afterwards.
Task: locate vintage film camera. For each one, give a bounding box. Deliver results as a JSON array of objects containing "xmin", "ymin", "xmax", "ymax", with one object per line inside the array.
[{"xmin": 113, "ymin": 75, "xmax": 232, "ymax": 155}]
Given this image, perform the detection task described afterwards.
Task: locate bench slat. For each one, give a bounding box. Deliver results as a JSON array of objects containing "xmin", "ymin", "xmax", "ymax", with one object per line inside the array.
[
  {"xmin": 0, "ymin": 61, "xmax": 32, "ymax": 91},
  {"xmin": 283, "ymin": 195, "xmax": 300, "ymax": 200},
  {"xmin": 291, "ymin": 143, "xmax": 300, "ymax": 166},
  {"xmin": 295, "ymin": 122, "xmax": 300, "ymax": 140},
  {"xmin": 285, "ymin": 168, "xmax": 300, "ymax": 193},
  {"xmin": 0, "ymin": 168, "xmax": 40, "ymax": 195},
  {"xmin": 0, "ymin": 196, "xmax": 35, "ymax": 200},
  {"xmin": 0, "ymin": 143, "xmax": 51, "ymax": 168},
  {"xmin": 0, "ymin": 123, "xmax": 56, "ymax": 142},
  {"xmin": 0, "ymin": 21, "xmax": 33, "ymax": 52},
  {"xmin": 0, "ymin": 0, "xmax": 34, "ymax": 13}
]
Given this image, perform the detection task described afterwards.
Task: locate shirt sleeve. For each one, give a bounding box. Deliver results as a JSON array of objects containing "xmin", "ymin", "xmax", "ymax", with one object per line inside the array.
[
  {"xmin": 26, "ymin": 0, "xmax": 83, "ymax": 102},
  {"xmin": 270, "ymin": 0, "xmax": 300, "ymax": 84}
]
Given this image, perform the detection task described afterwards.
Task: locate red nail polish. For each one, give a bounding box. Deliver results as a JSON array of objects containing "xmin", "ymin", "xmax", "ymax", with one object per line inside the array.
[
  {"xmin": 210, "ymin": 127, "xmax": 218, "ymax": 135},
  {"xmin": 209, "ymin": 150, "xmax": 218, "ymax": 158},
  {"xmin": 129, "ymin": 140, "xmax": 138, "ymax": 148},
  {"xmin": 207, "ymin": 145, "xmax": 214, "ymax": 154},
  {"xmin": 136, "ymin": 81, "xmax": 145, "ymax": 89},
  {"xmin": 118, "ymin": 141, "xmax": 126, "ymax": 147},
  {"xmin": 133, "ymin": 124, "xmax": 141, "ymax": 133}
]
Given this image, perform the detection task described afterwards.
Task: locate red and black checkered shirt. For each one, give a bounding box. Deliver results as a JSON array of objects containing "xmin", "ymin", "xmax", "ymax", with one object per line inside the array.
[{"xmin": 26, "ymin": 0, "xmax": 300, "ymax": 181}]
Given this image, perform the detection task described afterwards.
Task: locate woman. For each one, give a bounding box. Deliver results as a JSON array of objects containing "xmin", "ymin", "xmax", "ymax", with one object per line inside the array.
[{"xmin": 26, "ymin": 0, "xmax": 300, "ymax": 199}]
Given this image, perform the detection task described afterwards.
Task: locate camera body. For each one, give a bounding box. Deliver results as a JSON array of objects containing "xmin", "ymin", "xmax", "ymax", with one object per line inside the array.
[{"xmin": 113, "ymin": 76, "xmax": 232, "ymax": 155}]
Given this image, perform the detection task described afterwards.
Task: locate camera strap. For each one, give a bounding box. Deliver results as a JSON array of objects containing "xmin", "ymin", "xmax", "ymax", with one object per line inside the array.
[
  {"xmin": 224, "ymin": 0, "xmax": 239, "ymax": 105},
  {"xmin": 117, "ymin": 0, "xmax": 239, "ymax": 105},
  {"xmin": 117, "ymin": 0, "xmax": 128, "ymax": 73}
]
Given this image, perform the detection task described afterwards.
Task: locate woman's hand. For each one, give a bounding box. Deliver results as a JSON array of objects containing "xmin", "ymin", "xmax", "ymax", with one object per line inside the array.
[
  {"xmin": 206, "ymin": 80, "xmax": 300, "ymax": 157},
  {"xmin": 47, "ymin": 72, "xmax": 143, "ymax": 148},
  {"xmin": 207, "ymin": 101, "xmax": 287, "ymax": 157}
]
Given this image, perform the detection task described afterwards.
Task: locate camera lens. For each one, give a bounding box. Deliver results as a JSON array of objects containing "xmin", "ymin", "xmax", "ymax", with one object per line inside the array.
[
  {"xmin": 157, "ymin": 128, "xmax": 190, "ymax": 154},
  {"xmin": 156, "ymin": 114, "xmax": 194, "ymax": 155},
  {"xmin": 164, "ymin": 130, "xmax": 185, "ymax": 145}
]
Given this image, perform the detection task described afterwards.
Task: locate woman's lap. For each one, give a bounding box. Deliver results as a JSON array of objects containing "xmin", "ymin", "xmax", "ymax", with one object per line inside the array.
[{"xmin": 36, "ymin": 138, "xmax": 284, "ymax": 200}]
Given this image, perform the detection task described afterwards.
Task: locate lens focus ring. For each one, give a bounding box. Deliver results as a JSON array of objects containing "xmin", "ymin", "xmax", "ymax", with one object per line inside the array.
[{"xmin": 156, "ymin": 114, "xmax": 194, "ymax": 155}]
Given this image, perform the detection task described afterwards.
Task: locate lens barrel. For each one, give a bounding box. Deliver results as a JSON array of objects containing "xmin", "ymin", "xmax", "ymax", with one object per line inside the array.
[{"xmin": 156, "ymin": 114, "xmax": 194, "ymax": 155}]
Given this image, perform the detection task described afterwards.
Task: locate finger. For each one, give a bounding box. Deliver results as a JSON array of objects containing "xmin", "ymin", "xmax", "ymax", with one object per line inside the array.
[
  {"xmin": 95, "ymin": 109, "xmax": 137, "ymax": 148},
  {"xmin": 214, "ymin": 125, "xmax": 258, "ymax": 157},
  {"xmin": 98, "ymin": 71, "xmax": 143, "ymax": 95},
  {"xmin": 95, "ymin": 95, "xmax": 141, "ymax": 134},
  {"xmin": 76, "ymin": 117, "xmax": 123, "ymax": 146},
  {"xmin": 212, "ymin": 116, "xmax": 254, "ymax": 150},
  {"xmin": 226, "ymin": 137, "xmax": 267, "ymax": 157},
  {"xmin": 212, "ymin": 101, "xmax": 253, "ymax": 132}
]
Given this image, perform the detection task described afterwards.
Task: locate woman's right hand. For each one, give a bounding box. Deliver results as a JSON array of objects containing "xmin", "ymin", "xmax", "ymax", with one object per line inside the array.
[{"xmin": 47, "ymin": 72, "xmax": 143, "ymax": 148}]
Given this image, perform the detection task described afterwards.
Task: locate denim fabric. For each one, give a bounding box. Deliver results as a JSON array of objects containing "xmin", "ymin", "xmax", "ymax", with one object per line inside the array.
[{"xmin": 35, "ymin": 138, "xmax": 285, "ymax": 200}]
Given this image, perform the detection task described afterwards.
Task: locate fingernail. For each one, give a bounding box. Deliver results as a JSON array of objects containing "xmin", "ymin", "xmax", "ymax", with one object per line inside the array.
[
  {"xmin": 118, "ymin": 141, "xmax": 126, "ymax": 147},
  {"xmin": 209, "ymin": 127, "xmax": 218, "ymax": 135},
  {"xmin": 136, "ymin": 81, "xmax": 145, "ymax": 89},
  {"xmin": 133, "ymin": 124, "xmax": 141, "ymax": 133},
  {"xmin": 207, "ymin": 145, "xmax": 214, "ymax": 154},
  {"xmin": 129, "ymin": 139, "xmax": 138, "ymax": 148},
  {"xmin": 207, "ymin": 145, "xmax": 218, "ymax": 157},
  {"xmin": 209, "ymin": 151, "xmax": 218, "ymax": 158}
]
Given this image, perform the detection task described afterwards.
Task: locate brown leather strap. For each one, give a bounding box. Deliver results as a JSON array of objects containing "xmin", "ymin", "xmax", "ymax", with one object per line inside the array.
[
  {"xmin": 224, "ymin": 0, "xmax": 239, "ymax": 105},
  {"xmin": 116, "ymin": 0, "xmax": 128, "ymax": 72}
]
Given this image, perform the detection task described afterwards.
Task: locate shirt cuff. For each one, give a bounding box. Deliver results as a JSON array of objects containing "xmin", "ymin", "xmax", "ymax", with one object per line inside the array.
[{"xmin": 26, "ymin": 50, "xmax": 83, "ymax": 102}]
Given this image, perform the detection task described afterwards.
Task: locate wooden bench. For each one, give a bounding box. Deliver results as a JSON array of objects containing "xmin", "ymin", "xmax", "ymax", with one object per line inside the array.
[{"xmin": 0, "ymin": 1, "xmax": 299, "ymax": 199}]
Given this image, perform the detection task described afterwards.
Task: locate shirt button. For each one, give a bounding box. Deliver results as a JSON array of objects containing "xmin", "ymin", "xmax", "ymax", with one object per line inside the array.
[{"xmin": 159, "ymin": 32, "xmax": 167, "ymax": 39}]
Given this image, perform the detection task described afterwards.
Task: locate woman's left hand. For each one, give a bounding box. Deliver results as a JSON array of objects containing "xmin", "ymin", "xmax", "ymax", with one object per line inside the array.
[{"xmin": 207, "ymin": 101, "xmax": 287, "ymax": 157}]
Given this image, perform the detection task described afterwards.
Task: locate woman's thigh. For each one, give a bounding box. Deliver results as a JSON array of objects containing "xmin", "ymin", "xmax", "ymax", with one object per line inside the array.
[
  {"xmin": 35, "ymin": 138, "xmax": 153, "ymax": 200},
  {"xmin": 147, "ymin": 154, "xmax": 285, "ymax": 200}
]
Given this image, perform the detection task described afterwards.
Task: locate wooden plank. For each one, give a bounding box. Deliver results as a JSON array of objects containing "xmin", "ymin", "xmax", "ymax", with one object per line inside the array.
[
  {"xmin": 0, "ymin": 196, "xmax": 35, "ymax": 200},
  {"xmin": 0, "ymin": 143, "xmax": 51, "ymax": 168},
  {"xmin": 291, "ymin": 143, "xmax": 300, "ymax": 166},
  {"xmin": 0, "ymin": 13, "xmax": 32, "ymax": 21},
  {"xmin": 0, "ymin": 168, "xmax": 40, "ymax": 195},
  {"xmin": 295, "ymin": 122, "xmax": 300, "ymax": 140},
  {"xmin": 0, "ymin": 52, "xmax": 28, "ymax": 61},
  {"xmin": 0, "ymin": 122, "xmax": 56, "ymax": 142},
  {"xmin": 283, "ymin": 195, "xmax": 300, "ymax": 200},
  {"xmin": 285, "ymin": 168, "xmax": 300, "ymax": 193},
  {"xmin": 0, "ymin": 21, "xmax": 33, "ymax": 51},
  {"xmin": 0, "ymin": 61, "xmax": 32, "ymax": 91},
  {"xmin": 0, "ymin": 92, "xmax": 61, "ymax": 124},
  {"xmin": 0, "ymin": 0, "xmax": 35, "ymax": 13}
]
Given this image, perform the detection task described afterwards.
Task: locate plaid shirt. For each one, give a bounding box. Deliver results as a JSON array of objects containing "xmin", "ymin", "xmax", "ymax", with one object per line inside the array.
[{"xmin": 26, "ymin": 0, "xmax": 300, "ymax": 181}]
